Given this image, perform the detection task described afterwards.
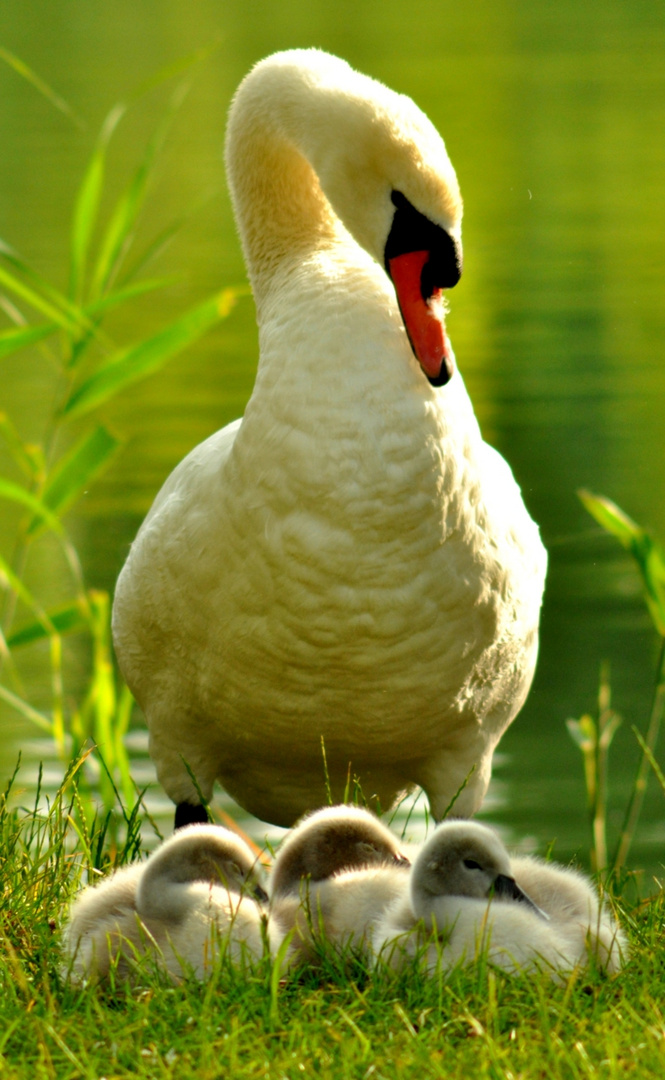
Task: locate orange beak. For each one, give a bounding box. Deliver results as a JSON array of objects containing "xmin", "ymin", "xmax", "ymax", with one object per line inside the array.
[{"xmin": 388, "ymin": 250, "xmax": 454, "ymax": 385}]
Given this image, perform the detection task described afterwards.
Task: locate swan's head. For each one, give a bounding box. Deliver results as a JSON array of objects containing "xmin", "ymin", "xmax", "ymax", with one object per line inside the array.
[
  {"xmin": 136, "ymin": 824, "xmax": 268, "ymax": 923},
  {"xmin": 269, "ymin": 804, "xmax": 410, "ymax": 899},
  {"xmin": 228, "ymin": 49, "xmax": 463, "ymax": 387},
  {"xmin": 411, "ymin": 821, "xmax": 547, "ymax": 920}
]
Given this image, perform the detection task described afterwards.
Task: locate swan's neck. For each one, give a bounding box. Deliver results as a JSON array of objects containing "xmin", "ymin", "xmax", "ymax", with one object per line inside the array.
[{"xmin": 225, "ymin": 58, "xmax": 359, "ymax": 309}]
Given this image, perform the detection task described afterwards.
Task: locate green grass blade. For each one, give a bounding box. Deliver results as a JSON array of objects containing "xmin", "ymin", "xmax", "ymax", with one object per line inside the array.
[
  {"xmin": 0, "ymin": 478, "xmax": 64, "ymax": 535},
  {"xmin": 0, "ymin": 552, "xmax": 59, "ymax": 637},
  {"xmin": 578, "ymin": 489, "xmax": 641, "ymax": 548},
  {"xmin": 69, "ymin": 105, "xmax": 126, "ymax": 304},
  {"xmin": 579, "ymin": 489, "xmax": 665, "ymax": 637},
  {"xmin": 118, "ymin": 188, "xmax": 218, "ymax": 288},
  {"xmin": 89, "ymin": 83, "xmax": 189, "ymax": 301},
  {"xmin": 0, "ymin": 46, "xmax": 84, "ymax": 128},
  {"xmin": 6, "ymin": 601, "xmax": 89, "ymax": 649},
  {"xmin": 67, "ymin": 278, "xmax": 176, "ymax": 372},
  {"xmin": 27, "ymin": 424, "xmax": 120, "ymax": 535},
  {"xmin": 62, "ymin": 288, "xmax": 243, "ymax": 420},
  {"xmin": 0, "ymin": 413, "xmax": 44, "ymax": 479},
  {"xmin": 0, "ymin": 684, "xmax": 53, "ymax": 734},
  {"xmin": 119, "ymin": 217, "xmax": 194, "ymax": 286},
  {"xmin": 0, "ymin": 321, "xmax": 58, "ymax": 361},
  {"xmin": 0, "ymin": 242, "xmax": 97, "ymax": 337},
  {"xmin": 128, "ymin": 40, "xmax": 221, "ymax": 104},
  {"xmin": 0, "ymin": 263, "xmax": 79, "ymax": 333},
  {"xmin": 86, "ymin": 276, "xmax": 177, "ymax": 317}
]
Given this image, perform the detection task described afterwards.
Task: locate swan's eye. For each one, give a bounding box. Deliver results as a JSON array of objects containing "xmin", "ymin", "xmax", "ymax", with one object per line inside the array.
[
  {"xmin": 385, "ymin": 190, "xmax": 462, "ymax": 290},
  {"xmin": 463, "ymin": 859, "xmax": 482, "ymax": 871}
]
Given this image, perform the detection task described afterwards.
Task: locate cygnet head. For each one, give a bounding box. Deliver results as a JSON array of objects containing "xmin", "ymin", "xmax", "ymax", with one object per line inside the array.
[
  {"xmin": 270, "ymin": 805, "xmax": 409, "ymax": 899},
  {"xmin": 411, "ymin": 821, "xmax": 546, "ymax": 920},
  {"xmin": 136, "ymin": 824, "xmax": 268, "ymax": 923}
]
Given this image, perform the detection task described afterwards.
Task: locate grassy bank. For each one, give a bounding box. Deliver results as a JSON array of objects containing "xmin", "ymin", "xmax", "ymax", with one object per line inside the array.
[{"xmin": 1, "ymin": 761, "xmax": 664, "ymax": 1080}]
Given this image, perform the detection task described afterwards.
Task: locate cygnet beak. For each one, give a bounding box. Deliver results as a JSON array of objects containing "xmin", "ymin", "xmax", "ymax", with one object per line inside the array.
[
  {"xmin": 394, "ymin": 852, "xmax": 411, "ymax": 868},
  {"xmin": 493, "ymin": 874, "xmax": 550, "ymax": 921},
  {"xmin": 253, "ymin": 882, "xmax": 270, "ymax": 904}
]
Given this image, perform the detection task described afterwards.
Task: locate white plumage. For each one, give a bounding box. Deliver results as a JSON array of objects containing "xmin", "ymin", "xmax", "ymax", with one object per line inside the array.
[
  {"xmin": 372, "ymin": 821, "xmax": 626, "ymax": 979},
  {"xmin": 63, "ymin": 825, "xmax": 272, "ymax": 983},
  {"xmin": 112, "ymin": 48, "xmax": 547, "ymax": 828}
]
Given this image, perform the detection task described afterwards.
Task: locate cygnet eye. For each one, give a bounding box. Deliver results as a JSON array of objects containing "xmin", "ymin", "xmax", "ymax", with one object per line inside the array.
[{"xmin": 463, "ymin": 859, "xmax": 482, "ymax": 871}]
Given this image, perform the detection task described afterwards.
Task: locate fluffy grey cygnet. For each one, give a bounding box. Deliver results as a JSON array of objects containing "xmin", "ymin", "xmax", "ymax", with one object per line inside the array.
[
  {"xmin": 269, "ymin": 805, "xmax": 410, "ymax": 962},
  {"xmin": 62, "ymin": 862, "xmax": 145, "ymax": 981},
  {"xmin": 510, "ymin": 854, "xmax": 626, "ymax": 974},
  {"xmin": 63, "ymin": 824, "xmax": 272, "ymax": 983},
  {"xmin": 372, "ymin": 820, "xmax": 626, "ymax": 979}
]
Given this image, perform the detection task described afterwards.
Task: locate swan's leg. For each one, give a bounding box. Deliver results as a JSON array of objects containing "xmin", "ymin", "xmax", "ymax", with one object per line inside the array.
[{"xmin": 174, "ymin": 802, "xmax": 210, "ymax": 830}]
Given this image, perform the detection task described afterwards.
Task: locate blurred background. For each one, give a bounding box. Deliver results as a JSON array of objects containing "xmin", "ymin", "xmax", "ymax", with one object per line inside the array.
[{"xmin": 1, "ymin": 0, "xmax": 664, "ymax": 877}]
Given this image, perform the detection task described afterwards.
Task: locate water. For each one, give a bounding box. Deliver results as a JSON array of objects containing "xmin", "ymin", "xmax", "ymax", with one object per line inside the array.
[{"xmin": 1, "ymin": 1, "xmax": 664, "ymax": 877}]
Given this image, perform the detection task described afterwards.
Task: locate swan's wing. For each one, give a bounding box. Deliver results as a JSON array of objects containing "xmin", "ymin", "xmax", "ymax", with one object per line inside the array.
[{"xmin": 143, "ymin": 418, "xmax": 242, "ymax": 525}]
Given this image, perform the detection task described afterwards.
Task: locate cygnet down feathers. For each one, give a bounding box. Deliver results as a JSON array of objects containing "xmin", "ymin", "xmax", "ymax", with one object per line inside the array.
[
  {"xmin": 269, "ymin": 805, "xmax": 410, "ymax": 962},
  {"xmin": 63, "ymin": 825, "xmax": 272, "ymax": 983},
  {"xmin": 372, "ymin": 821, "xmax": 626, "ymax": 980}
]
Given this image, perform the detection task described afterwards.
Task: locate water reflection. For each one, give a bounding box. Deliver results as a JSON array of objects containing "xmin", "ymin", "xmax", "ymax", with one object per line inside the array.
[{"xmin": 1, "ymin": 0, "xmax": 664, "ymax": 877}]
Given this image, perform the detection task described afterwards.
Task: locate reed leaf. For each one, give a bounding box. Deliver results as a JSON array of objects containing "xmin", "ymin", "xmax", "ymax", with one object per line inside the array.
[
  {"xmin": 87, "ymin": 276, "xmax": 177, "ymax": 317},
  {"xmin": 0, "ymin": 263, "xmax": 79, "ymax": 333},
  {"xmin": 27, "ymin": 424, "xmax": 120, "ymax": 535},
  {"xmin": 89, "ymin": 82, "xmax": 188, "ymax": 301},
  {"xmin": 0, "ymin": 322, "xmax": 58, "ymax": 361},
  {"xmin": 62, "ymin": 288, "xmax": 240, "ymax": 419},
  {"xmin": 0, "ymin": 240, "xmax": 97, "ymax": 338},
  {"xmin": 579, "ymin": 489, "xmax": 665, "ymax": 637},
  {"xmin": 128, "ymin": 40, "xmax": 221, "ymax": 104},
  {"xmin": 0, "ymin": 684, "xmax": 53, "ymax": 735},
  {"xmin": 0, "ymin": 46, "xmax": 84, "ymax": 128},
  {"xmin": 6, "ymin": 601, "xmax": 89, "ymax": 648},
  {"xmin": 68, "ymin": 278, "xmax": 176, "ymax": 371},
  {"xmin": 69, "ymin": 105, "xmax": 126, "ymax": 304},
  {"xmin": 0, "ymin": 413, "xmax": 44, "ymax": 479},
  {"xmin": 0, "ymin": 478, "xmax": 64, "ymax": 535},
  {"xmin": 0, "ymin": 552, "xmax": 61, "ymax": 638}
]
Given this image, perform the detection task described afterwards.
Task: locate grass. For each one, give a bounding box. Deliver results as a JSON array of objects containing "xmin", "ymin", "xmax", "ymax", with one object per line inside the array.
[
  {"xmin": 1, "ymin": 760, "xmax": 665, "ymax": 1080},
  {"xmin": 2, "ymin": 52, "xmax": 665, "ymax": 1080}
]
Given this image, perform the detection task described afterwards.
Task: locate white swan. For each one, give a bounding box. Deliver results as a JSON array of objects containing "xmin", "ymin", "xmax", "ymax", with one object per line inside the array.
[
  {"xmin": 63, "ymin": 825, "xmax": 272, "ymax": 983},
  {"xmin": 373, "ymin": 822, "xmax": 625, "ymax": 979},
  {"xmin": 112, "ymin": 48, "xmax": 547, "ymax": 829},
  {"xmin": 269, "ymin": 804, "xmax": 410, "ymax": 962}
]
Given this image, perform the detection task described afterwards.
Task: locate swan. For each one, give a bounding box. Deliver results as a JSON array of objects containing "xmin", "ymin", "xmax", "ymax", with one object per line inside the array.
[
  {"xmin": 112, "ymin": 48, "xmax": 547, "ymax": 830},
  {"xmin": 63, "ymin": 825, "xmax": 272, "ymax": 982},
  {"xmin": 269, "ymin": 804, "xmax": 410, "ymax": 961},
  {"xmin": 372, "ymin": 822, "xmax": 625, "ymax": 979}
]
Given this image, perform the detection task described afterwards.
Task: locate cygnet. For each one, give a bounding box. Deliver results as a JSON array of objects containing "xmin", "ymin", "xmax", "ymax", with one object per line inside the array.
[
  {"xmin": 63, "ymin": 824, "xmax": 271, "ymax": 982},
  {"xmin": 269, "ymin": 805, "xmax": 410, "ymax": 961},
  {"xmin": 372, "ymin": 821, "xmax": 621, "ymax": 979},
  {"xmin": 62, "ymin": 861, "xmax": 145, "ymax": 982},
  {"xmin": 511, "ymin": 854, "xmax": 626, "ymax": 974}
]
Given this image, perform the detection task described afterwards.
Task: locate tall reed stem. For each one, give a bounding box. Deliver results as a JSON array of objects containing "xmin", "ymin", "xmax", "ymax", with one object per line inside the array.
[{"xmin": 613, "ymin": 636, "xmax": 665, "ymax": 873}]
